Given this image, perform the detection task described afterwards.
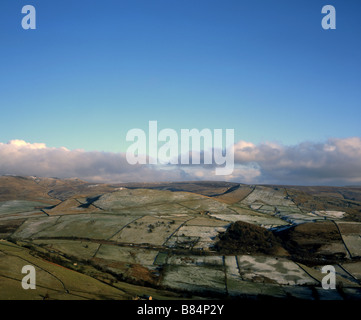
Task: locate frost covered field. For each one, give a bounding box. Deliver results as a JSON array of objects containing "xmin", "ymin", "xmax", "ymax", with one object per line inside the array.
[{"xmin": 1, "ymin": 176, "xmax": 361, "ymax": 300}]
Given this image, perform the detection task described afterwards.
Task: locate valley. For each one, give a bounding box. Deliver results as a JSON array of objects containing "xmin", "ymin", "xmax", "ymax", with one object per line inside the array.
[{"xmin": 1, "ymin": 176, "xmax": 361, "ymax": 300}]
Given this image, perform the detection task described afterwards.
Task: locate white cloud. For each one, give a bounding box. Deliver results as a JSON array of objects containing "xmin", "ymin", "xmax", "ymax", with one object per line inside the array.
[
  {"xmin": 0, "ymin": 140, "xmax": 188, "ymax": 183},
  {"xmin": 6, "ymin": 139, "xmax": 47, "ymax": 150},
  {"xmin": 233, "ymin": 137, "xmax": 361, "ymax": 185},
  {"xmin": 0, "ymin": 138, "xmax": 361, "ymax": 185}
]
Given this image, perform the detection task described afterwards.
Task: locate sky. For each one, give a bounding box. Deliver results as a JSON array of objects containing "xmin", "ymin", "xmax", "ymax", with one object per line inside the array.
[{"xmin": 0, "ymin": 0, "xmax": 361, "ymax": 185}]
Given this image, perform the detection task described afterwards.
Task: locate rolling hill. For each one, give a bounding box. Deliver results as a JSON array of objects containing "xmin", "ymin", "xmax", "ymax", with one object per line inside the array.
[{"xmin": 0, "ymin": 176, "xmax": 361, "ymax": 300}]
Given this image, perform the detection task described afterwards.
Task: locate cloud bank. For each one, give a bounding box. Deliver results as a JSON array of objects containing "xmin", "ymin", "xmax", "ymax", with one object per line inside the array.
[
  {"xmin": 233, "ymin": 137, "xmax": 361, "ymax": 185},
  {"xmin": 1, "ymin": 138, "xmax": 361, "ymax": 186}
]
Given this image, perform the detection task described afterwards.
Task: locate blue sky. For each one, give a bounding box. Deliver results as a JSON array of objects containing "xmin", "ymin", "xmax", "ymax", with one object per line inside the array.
[
  {"xmin": 0, "ymin": 1, "xmax": 361, "ymax": 186},
  {"xmin": 0, "ymin": 0, "xmax": 360, "ymax": 153}
]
